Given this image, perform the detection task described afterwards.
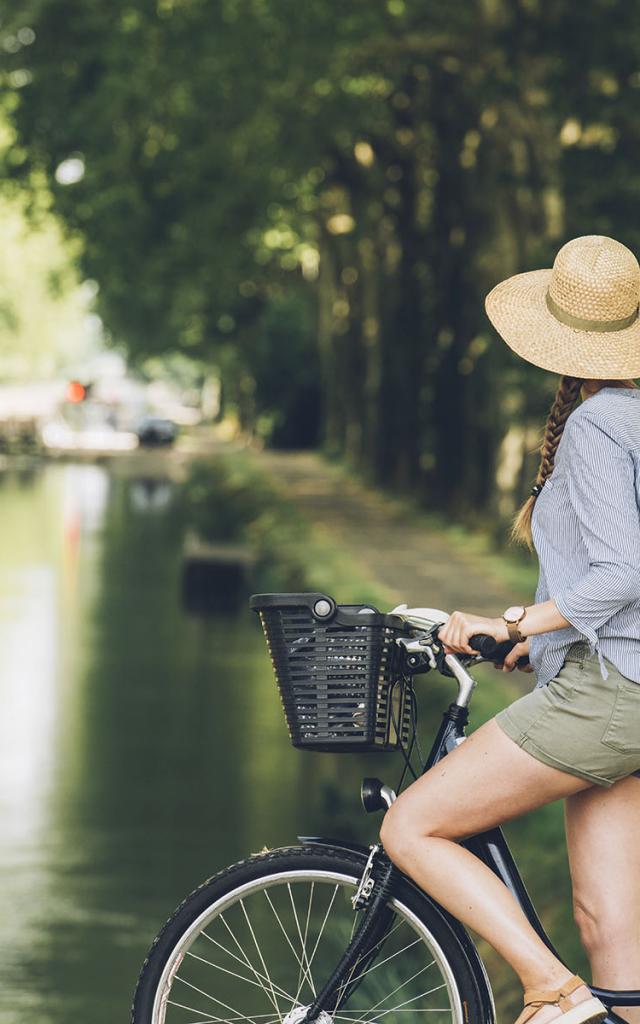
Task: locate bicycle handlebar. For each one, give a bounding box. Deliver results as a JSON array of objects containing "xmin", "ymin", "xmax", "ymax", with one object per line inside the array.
[
  {"xmin": 468, "ymin": 632, "xmax": 530, "ymax": 667},
  {"xmin": 399, "ymin": 626, "xmax": 531, "ymax": 679}
]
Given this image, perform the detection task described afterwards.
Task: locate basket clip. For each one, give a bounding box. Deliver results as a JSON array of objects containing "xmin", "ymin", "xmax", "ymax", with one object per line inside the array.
[{"xmin": 351, "ymin": 843, "xmax": 380, "ymax": 911}]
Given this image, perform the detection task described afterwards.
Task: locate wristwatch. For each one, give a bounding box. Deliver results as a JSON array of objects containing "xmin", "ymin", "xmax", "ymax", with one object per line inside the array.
[{"xmin": 502, "ymin": 604, "xmax": 528, "ymax": 643}]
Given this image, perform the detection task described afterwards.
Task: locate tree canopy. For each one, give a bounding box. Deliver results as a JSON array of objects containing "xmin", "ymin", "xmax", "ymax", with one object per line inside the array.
[{"xmin": 4, "ymin": 0, "xmax": 640, "ymax": 527}]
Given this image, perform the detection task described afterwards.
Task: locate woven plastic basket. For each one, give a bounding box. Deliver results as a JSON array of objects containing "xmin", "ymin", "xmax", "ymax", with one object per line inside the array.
[{"xmin": 250, "ymin": 592, "xmax": 412, "ymax": 752}]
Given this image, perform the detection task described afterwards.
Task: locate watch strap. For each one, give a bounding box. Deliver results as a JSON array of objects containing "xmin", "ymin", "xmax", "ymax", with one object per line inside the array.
[
  {"xmin": 503, "ymin": 606, "xmax": 527, "ymax": 644},
  {"xmin": 506, "ymin": 620, "xmax": 525, "ymax": 643}
]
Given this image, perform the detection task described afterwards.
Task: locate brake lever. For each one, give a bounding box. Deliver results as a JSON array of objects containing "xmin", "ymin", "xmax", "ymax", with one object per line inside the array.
[
  {"xmin": 432, "ymin": 633, "xmax": 463, "ymax": 678},
  {"xmin": 395, "ymin": 626, "xmax": 473, "ymax": 679}
]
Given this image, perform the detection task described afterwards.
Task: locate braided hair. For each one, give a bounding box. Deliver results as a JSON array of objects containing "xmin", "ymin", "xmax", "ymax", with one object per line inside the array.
[{"xmin": 509, "ymin": 375, "xmax": 584, "ymax": 551}]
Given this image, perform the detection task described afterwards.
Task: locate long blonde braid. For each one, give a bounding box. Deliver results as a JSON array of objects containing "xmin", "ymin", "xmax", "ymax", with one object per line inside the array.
[{"xmin": 509, "ymin": 375, "xmax": 584, "ymax": 551}]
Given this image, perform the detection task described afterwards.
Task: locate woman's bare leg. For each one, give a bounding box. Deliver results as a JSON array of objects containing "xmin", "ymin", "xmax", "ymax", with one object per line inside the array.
[
  {"xmin": 565, "ymin": 774, "xmax": 640, "ymax": 1024},
  {"xmin": 379, "ymin": 717, "xmax": 598, "ymax": 1023}
]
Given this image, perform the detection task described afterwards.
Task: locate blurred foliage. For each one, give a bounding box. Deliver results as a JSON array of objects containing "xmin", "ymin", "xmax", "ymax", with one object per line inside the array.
[
  {"xmin": 181, "ymin": 454, "xmax": 299, "ymax": 544},
  {"xmin": 0, "ymin": 118, "xmax": 99, "ymax": 379},
  {"xmin": 245, "ymin": 295, "xmax": 321, "ymax": 448},
  {"xmin": 181, "ymin": 453, "xmax": 314, "ymax": 589},
  {"xmin": 180, "ymin": 450, "xmax": 394, "ymax": 599},
  {"xmin": 4, "ymin": 1, "xmax": 640, "ymax": 514}
]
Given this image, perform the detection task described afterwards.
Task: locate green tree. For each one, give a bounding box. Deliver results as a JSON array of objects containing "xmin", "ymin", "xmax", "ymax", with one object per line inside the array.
[{"xmin": 6, "ymin": 0, "xmax": 640, "ymax": 523}]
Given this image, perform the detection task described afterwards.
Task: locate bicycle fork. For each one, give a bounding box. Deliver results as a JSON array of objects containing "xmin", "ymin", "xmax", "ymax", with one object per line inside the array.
[{"xmin": 299, "ymin": 844, "xmax": 400, "ymax": 1024}]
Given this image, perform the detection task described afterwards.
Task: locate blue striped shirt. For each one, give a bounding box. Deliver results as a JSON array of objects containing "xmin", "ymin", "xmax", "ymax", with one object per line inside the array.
[{"xmin": 529, "ymin": 385, "xmax": 640, "ymax": 690}]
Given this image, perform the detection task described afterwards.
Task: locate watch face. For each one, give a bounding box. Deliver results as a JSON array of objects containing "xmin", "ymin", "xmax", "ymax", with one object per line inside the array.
[{"xmin": 504, "ymin": 605, "xmax": 525, "ymax": 622}]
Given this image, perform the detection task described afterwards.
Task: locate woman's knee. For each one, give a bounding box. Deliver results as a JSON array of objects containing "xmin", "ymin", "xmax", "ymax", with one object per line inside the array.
[
  {"xmin": 573, "ymin": 893, "xmax": 637, "ymax": 954},
  {"xmin": 572, "ymin": 896, "xmax": 601, "ymax": 952},
  {"xmin": 379, "ymin": 800, "xmax": 432, "ymax": 866}
]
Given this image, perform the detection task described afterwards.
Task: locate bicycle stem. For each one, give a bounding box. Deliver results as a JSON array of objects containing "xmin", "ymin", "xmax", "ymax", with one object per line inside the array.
[
  {"xmin": 443, "ymin": 652, "xmax": 478, "ymax": 707},
  {"xmin": 398, "ymin": 634, "xmax": 478, "ymax": 707}
]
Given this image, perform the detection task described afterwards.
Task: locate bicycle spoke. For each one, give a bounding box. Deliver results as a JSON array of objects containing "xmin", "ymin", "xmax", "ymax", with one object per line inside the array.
[
  {"xmin": 173, "ymin": 975, "xmax": 266, "ymax": 1024},
  {"xmin": 240, "ymin": 897, "xmax": 284, "ymax": 1022},
  {"xmin": 347, "ymin": 935, "xmax": 422, "ymax": 983},
  {"xmin": 166, "ymin": 1000, "xmax": 222, "ymax": 1021},
  {"xmin": 179, "ymin": 1017, "xmax": 282, "ymax": 1024},
  {"xmin": 335, "ymin": 1010, "xmax": 452, "ymax": 1015},
  {"xmin": 177, "ymin": 1015, "xmax": 278, "ymax": 1024},
  {"xmin": 185, "ymin": 950, "xmax": 299, "ymax": 1005},
  {"xmin": 345, "ymin": 915, "xmax": 405, "ymax": 958},
  {"xmin": 167, "ymin": 1001, "xmax": 281, "ymax": 1024},
  {"xmin": 333, "ymin": 917, "xmax": 409, "ymax": 1007},
  {"xmin": 332, "ymin": 1017, "xmax": 379, "ymax": 1024},
  {"xmin": 333, "ymin": 983, "xmax": 448, "ymax": 1024},
  {"xmin": 180, "ymin": 1019, "xmax": 278, "ymax": 1024},
  {"xmin": 201, "ymin": 927, "xmax": 294, "ymax": 1002},
  {"xmin": 304, "ymin": 882, "xmax": 341, "ymax": 975},
  {"xmin": 353, "ymin": 962, "xmax": 439, "ymax": 1017},
  {"xmin": 288, "ymin": 882, "xmax": 317, "ymax": 1002},
  {"xmin": 292, "ymin": 880, "xmax": 315, "ymax": 1004},
  {"xmin": 348, "ymin": 907, "xmax": 361, "ymax": 943},
  {"xmin": 262, "ymin": 888, "xmax": 316, "ymax": 1000},
  {"xmin": 334, "ymin": 1011, "xmax": 452, "ymax": 1018},
  {"xmin": 374, "ymin": 982, "xmax": 449, "ymax": 1019},
  {"xmin": 218, "ymin": 909, "xmax": 287, "ymax": 1016}
]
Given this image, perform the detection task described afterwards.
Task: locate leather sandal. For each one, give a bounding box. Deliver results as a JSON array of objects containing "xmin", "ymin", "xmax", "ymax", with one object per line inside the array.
[{"xmin": 520, "ymin": 973, "xmax": 607, "ymax": 1024}]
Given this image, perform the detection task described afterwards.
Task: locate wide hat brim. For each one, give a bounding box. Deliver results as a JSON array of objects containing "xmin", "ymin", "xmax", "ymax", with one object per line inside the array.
[{"xmin": 485, "ymin": 268, "xmax": 640, "ymax": 378}]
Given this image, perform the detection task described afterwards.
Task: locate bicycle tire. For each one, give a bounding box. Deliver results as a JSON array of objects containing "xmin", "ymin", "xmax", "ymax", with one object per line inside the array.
[{"xmin": 131, "ymin": 844, "xmax": 488, "ymax": 1024}]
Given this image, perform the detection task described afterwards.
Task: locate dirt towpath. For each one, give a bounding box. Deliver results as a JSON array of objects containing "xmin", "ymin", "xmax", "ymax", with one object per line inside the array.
[{"xmin": 249, "ymin": 444, "xmax": 536, "ymax": 619}]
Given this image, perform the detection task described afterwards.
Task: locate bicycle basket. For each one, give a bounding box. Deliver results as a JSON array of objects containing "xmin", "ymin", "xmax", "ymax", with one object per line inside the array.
[{"xmin": 249, "ymin": 592, "xmax": 412, "ymax": 752}]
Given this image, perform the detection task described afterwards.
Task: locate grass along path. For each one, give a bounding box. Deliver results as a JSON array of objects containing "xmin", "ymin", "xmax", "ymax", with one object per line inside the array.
[{"xmin": 246, "ymin": 443, "xmax": 538, "ymax": 634}]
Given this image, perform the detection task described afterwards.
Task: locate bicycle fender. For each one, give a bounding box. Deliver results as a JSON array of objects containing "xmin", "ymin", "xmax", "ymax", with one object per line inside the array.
[{"xmin": 298, "ymin": 835, "xmax": 496, "ymax": 1024}]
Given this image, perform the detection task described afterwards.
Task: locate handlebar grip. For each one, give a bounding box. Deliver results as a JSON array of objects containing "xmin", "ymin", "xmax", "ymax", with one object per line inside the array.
[{"xmin": 468, "ymin": 632, "xmax": 530, "ymax": 667}]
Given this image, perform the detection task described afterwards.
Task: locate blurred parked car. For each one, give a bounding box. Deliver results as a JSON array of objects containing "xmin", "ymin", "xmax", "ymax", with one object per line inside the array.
[{"xmin": 135, "ymin": 416, "xmax": 178, "ymax": 447}]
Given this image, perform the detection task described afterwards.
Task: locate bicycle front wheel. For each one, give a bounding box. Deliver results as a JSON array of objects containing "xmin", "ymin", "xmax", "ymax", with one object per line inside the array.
[{"xmin": 132, "ymin": 844, "xmax": 486, "ymax": 1024}]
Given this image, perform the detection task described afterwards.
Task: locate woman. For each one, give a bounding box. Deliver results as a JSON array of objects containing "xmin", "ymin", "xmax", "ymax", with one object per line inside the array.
[{"xmin": 380, "ymin": 235, "xmax": 640, "ymax": 1024}]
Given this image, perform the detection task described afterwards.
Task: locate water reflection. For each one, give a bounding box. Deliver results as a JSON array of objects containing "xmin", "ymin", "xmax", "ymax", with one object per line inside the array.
[
  {"xmin": 0, "ymin": 461, "xmax": 393, "ymax": 1023},
  {"xmin": 129, "ymin": 478, "xmax": 173, "ymax": 513}
]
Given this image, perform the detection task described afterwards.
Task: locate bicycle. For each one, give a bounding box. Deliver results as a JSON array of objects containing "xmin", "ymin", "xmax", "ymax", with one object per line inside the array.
[{"xmin": 131, "ymin": 591, "xmax": 640, "ymax": 1024}]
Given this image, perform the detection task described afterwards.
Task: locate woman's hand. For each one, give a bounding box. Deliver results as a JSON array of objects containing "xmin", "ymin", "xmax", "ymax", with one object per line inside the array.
[
  {"xmin": 436, "ymin": 610, "xmax": 510, "ymax": 656},
  {"xmin": 494, "ymin": 637, "xmax": 534, "ymax": 673}
]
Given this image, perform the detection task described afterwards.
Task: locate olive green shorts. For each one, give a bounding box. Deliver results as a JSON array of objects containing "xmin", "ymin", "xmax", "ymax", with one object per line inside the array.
[{"xmin": 494, "ymin": 640, "xmax": 640, "ymax": 788}]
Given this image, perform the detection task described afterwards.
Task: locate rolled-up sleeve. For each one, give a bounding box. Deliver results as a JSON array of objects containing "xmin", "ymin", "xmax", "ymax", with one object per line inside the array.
[{"xmin": 551, "ymin": 412, "xmax": 640, "ymax": 677}]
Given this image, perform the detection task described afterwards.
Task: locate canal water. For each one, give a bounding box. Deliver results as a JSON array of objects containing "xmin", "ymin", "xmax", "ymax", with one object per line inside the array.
[{"xmin": 0, "ymin": 459, "xmax": 396, "ymax": 1023}]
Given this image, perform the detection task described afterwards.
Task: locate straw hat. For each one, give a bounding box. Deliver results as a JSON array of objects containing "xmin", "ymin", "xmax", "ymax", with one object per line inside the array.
[{"xmin": 484, "ymin": 235, "xmax": 640, "ymax": 377}]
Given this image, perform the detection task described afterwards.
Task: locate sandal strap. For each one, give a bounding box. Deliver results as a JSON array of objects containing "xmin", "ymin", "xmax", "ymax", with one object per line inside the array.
[
  {"xmin": 523, "ymin": 974, "xmax": 586, "ymax": 1008},
  {"xmin": 519, "ymin": 1003, "xmax": 549, "ymax": 1024}
]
